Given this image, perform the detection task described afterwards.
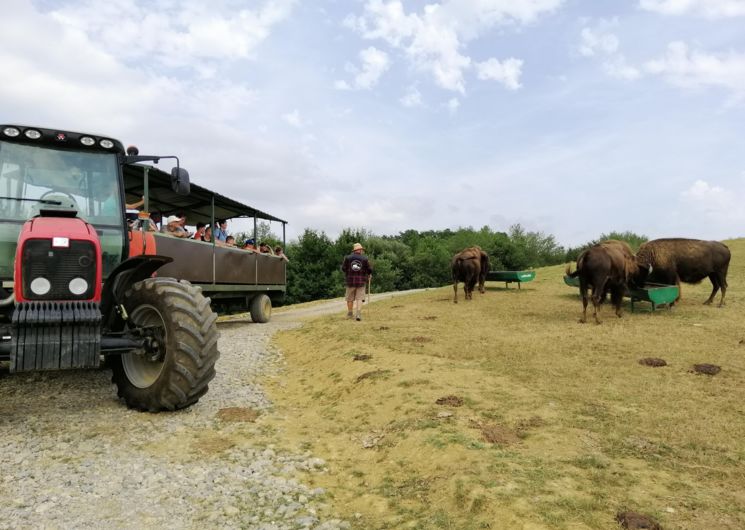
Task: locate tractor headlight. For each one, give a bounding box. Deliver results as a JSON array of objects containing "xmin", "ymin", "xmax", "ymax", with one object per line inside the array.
[
  {"xmin": 24, "ymin": 129, "xmax": 42, "ymax": 140},
  {"xmin": 99, "ymin": 139, "xmax": 114, "ymax": 149},
  {"xmin": 30, "ymin": 277, "xmax": 52, "ymax": 296},
  {"xmin": 3, "ymin": 127, "xmax": 20, "ymax": 137},
  {"xmin": 69, "ymin": 277, "xmax": 89, "ymax": 296},
  {"xmin": 80, "ymin": 136, "xmax": 95, "ymax": 146}
]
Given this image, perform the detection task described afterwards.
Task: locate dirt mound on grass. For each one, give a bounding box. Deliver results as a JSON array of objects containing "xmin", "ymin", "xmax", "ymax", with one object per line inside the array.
[
  {"xmin": 693, "ymin": 363, "xmax": 721, "ymax": 375},
  {"xmin": 435, "ymin": 395, "xmax": 464, "ymax": 407},
  {"xmin": 639, "ymin": 357, "xmax": 667, "ymax": 367},
  {"xmin": 615, "ymin": 511, "xmax": 662, "ymax": 529}
]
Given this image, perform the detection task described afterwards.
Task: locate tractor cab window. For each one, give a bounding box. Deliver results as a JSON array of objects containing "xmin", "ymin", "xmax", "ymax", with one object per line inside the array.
[{"xmin": 0, "ymin": 140, "xmax": 122, "ymax": 227}]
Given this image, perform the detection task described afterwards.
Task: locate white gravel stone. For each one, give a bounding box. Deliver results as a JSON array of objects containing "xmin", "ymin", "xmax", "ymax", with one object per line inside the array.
[{"xmin": 0, "ymin": 299, "xmax": 371, "ymax": 530}]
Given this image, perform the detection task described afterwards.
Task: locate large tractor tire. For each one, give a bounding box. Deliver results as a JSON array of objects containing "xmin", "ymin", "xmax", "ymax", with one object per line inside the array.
[
  {"xmin": 110, "ymin": 278, "xmax": 219, "ymax": 412},
  {"xmin": 250, "ymin": 293, "xmax": 272, "ymax": 323}
]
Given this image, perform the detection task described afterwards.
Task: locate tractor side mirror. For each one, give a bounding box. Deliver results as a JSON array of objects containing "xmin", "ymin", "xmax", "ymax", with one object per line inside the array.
[{"xmin": 171, "ymin": 167, "xmax": 190, "ymax": 195}]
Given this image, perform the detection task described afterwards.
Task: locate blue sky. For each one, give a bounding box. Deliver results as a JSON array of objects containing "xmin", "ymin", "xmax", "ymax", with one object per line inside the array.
[{"xmin": 2, "ymin": 0, "xmax": 745, "ymax": 245}]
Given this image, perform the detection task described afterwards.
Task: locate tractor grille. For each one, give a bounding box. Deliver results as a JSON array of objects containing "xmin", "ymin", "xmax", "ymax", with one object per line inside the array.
[{"xmin": 21, "ymin": 239, "xmax": 96, "ymax": 300}]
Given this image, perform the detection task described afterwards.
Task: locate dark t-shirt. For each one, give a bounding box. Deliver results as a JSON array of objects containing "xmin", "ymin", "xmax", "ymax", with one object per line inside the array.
[{"xmin": 341, "ymin": 253, "xmax": 372, "ymax": 287}]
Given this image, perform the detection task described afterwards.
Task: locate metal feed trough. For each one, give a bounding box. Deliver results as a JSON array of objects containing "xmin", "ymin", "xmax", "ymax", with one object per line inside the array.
[
  {"xmin": 486, "ymin": 270, "xmax": 536, "ymax": 289},
  {"xmin": 562, "ymin": 276, "xmax": 679, "ymax": 312}
]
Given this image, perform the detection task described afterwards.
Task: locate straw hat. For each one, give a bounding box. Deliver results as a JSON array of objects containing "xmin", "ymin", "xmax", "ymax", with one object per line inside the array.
[{"xmin": 352, "ymin": 243, "xmax": 364, "ymax": 251}]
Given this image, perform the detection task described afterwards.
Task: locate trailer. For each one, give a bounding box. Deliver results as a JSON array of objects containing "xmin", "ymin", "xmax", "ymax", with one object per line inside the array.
[{"xmin": 122, "ymin": 162, "xmax": 287, "ymax": 319}]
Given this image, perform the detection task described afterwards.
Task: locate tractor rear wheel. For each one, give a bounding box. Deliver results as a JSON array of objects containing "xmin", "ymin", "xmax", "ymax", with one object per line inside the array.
[{"xmin": 110, "ymin": 278, "xmax": 219, "ymax": 412}]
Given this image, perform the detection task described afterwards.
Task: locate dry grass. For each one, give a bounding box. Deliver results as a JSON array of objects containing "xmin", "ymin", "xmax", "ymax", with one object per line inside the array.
[{"xmin": 264, "ymin": 238, "xmax": 745, "ymax": 529}]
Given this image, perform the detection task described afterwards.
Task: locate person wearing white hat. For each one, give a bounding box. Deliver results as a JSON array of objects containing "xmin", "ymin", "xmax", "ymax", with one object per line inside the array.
[
  {"xmin": 341, "ymin": 242, "xmax": 373, "ymax": 321},
  {"xmin": 165, "ymin": 215, "xmax": 190, "ymax": 238}
]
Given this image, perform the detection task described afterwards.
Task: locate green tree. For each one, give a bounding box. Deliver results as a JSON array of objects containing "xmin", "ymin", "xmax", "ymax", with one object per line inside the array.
[{"xmin": 285, "ymin": 229, "xmax": 339, "ymax": 303}]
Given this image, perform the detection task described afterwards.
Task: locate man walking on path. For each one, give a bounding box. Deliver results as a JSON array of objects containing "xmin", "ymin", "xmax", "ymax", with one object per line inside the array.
[{"xmin": 341, "ymin": 242, "xmax": 373, "ymax": 321}]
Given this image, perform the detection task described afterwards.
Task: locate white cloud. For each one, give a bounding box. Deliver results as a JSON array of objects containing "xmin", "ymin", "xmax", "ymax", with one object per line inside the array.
[
  {"xmin": 579, "ymin": 27, "xmax": 619, "ymax": 57},
  {"xmin": 282, "ymin": 109, "xmax": 304, "ymax": 128},
  {"xmin": 344, "ymin": 0, "xmax": 562, "ymax": 93},
  {"xmin": 579, "ymin": 22, "xmax": 640, "ymax": 81},
  {"xmin": 334, "ymin": 46, "xmax": 390, "ymax": 90},
  {"xmin": 400, "ymin": 86, "xmax": 423, "ymax": 107},
  {"xmin": 679, "ymin": 179, "xmax": 745, "ymax": 222},
  {"xmin": 639, "ymin": 0, "xmax": 745, "ymax": 18},
  {"xmin": 644, "ymin": 41, "xmax": 745, "ymax": 97},
  {"xmin": 447, "ymin": 97, "xmax": 460, "ymax": 114},
  {"xmin": 49, "ymin": 0, "xmax": 296, "ymax": 73},
  {"xmin": 475, "ymin": 57, "xmax": 524, "ymax": 90},
  {"xmin": 603, "ymin": 57, "xmax": 642, "ymax": 80}
]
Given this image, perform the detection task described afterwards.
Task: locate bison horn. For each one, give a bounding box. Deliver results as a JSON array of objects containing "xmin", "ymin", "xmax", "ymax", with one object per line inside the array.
[{"xmin": 648, "ymin": 264, "xmax": 653, "ymax": 273}]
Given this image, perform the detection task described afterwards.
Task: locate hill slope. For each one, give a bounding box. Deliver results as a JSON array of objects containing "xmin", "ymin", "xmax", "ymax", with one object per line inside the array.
[{"xmin": 264, "ymin": 238, "xmax": 745, "ymax": 529}]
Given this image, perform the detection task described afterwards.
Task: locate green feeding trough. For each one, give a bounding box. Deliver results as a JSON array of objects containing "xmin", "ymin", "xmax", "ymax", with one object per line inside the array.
[
  {"xmin": 486, "ymin": 270, "xmax": 536, "ymax": 289},
  {"xmin": 563, "ymin": 275, "xmax": 580, "ymax": 288},
  {"xmin": 629, "ymin": 283, "xmax": 679, "ymax": 312},
  {"xmin": 562, "ymin": 276, "xmax": 678, "ymax": 312}
]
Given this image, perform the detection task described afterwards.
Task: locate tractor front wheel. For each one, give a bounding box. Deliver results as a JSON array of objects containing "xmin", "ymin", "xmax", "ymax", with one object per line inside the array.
[{"xmin": 110, "ymin": 278, "xmax": 219, "ymax": 412}]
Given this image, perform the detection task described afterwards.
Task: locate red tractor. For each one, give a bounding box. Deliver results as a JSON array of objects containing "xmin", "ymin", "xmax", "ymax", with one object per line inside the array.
[{"xmin": 0, "ymin": 124, "xmax": 219, "ymax": 411}]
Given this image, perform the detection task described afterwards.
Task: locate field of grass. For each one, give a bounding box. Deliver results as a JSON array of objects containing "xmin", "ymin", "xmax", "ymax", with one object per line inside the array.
[{"xmin": 263, "ymin": 238, "xmax": 745, "ymax": 529}]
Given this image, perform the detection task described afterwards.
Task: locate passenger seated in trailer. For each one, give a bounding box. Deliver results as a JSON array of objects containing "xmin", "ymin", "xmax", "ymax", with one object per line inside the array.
[
  {"xmin": 243, "ymin": 238, "xmax": 257, "ymax": 251},
  {"xmin": 275, "ymin": 246, "xmax": 289, "ymax": 262},
  {"xmin": 213, "ymin": 219, "xmax": 229, "ymax": 242},
  {"xmin": 201, "ymin": 225, "xmax": 226, "ymax": 246},
  {"xmin": 192, "ymin": 222, "xmax": 207, "ymax": 241},
  {"xmin": 164, "ymin": 215, "xmax": 190, "ymax": 238},
  {"xmin": 225, "ymin": 235, "xmax": 237, "ymax": 247},
  {"xmin": 259, "ymin": 242, "xmax": 274, "ymax": 255}
]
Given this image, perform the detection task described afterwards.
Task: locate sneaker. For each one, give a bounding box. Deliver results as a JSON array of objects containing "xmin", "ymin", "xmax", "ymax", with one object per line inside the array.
[
  {"xmin": 347, "ymin": 311, "xmax": 353, "ymax": 319},
  {"xmin": 355, "ymin": 312, "xmax": 362, "ymax": 321}
]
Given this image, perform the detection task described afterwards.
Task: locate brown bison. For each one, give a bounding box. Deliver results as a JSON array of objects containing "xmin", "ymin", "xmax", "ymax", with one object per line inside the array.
[
  {"xmin": 635, "ymin": 238, "xmax": 730, "ymax": 306},
  {"xmin": 452, "ymin": 246, "xmax": 489, "ymax": 303},
  {"xmin": 566, "ymin": 240, "xmax": 646, "ymax": 324}
]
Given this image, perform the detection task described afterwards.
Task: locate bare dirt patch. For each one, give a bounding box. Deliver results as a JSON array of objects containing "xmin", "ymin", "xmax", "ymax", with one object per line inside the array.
[
  {"xmin": 355, "ymin": 369, "xmax": 391, "ymax": 383},
  {"xmin": 514, "ymin": 415, "xmax": 546, "ymax": 437},
  {"xmin": 639, "ymin": 357, "xmax": 667, "ymax": 367},
  {"xmin": 192, "ymin": 433, "xmax": 236, "ymax": 454},
  {"xmin": 216, "ymin": 407, "xmax": 259, "ymax": 423},
  {"xmin": 435, "ymin": 395, "xmax": 464, "ymax": 407},
  {"xmin": 616, "ymin": 511, "xmax": 662, "ymax": 529},
  {"xmin": 692, "ymin": 363, "xmax": 721, "ymax": 375},
  {"xmin": 474, "ymin": 421, "xmax": 521, "ymax": 445}
]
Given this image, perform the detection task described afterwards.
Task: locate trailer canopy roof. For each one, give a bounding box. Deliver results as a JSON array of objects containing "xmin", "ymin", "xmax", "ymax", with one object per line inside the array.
[{"xmin": 123, "ymin": 163, "xmax": 286, "ymax": 226}]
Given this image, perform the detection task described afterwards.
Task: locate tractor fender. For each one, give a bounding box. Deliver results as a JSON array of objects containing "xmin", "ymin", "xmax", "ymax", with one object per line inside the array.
[{"xmin": 101, "ymin": 254, "xmax": 173, "ymax": 331}]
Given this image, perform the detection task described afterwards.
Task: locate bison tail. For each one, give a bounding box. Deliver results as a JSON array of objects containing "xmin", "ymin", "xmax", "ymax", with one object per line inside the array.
[{"xmin": 565, "ymin": 263, "xmax": 579, "ymax": 278}]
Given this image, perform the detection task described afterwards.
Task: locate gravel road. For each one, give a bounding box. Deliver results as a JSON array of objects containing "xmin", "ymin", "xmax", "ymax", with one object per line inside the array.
[{"xmin": 0, "ymin": 290, "xmax": 423, "ymax": 529}]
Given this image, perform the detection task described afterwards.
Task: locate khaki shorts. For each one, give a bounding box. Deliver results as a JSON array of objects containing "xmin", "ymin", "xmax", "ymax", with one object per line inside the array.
[{"xmin": 345, "ymin": 286, "xmax": 366, "ymax": 302}]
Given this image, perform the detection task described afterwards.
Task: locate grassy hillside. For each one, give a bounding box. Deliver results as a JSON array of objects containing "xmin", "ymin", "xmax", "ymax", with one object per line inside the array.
[{"xmin": 264, "ymin": 238, "xmax": 745, "ymax": 529}]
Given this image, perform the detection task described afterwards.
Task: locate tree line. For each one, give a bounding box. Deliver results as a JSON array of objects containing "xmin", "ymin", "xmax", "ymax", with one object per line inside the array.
[{"xmin": 259, "ymin": 223, "xmax": 648, "ymax": 305}]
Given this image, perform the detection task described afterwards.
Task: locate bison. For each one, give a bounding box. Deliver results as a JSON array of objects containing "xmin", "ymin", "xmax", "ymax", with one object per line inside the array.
[
  {"xmin": 566, "ymin": 240, "xmax": 646, "ymax": 324},
  {"xmin": 635, "ymin": 238, "xmax": 730, "ymax": 306},
  {"xmin": 452, "ymin": 246, "xmax": 489, "ymax": 303}
]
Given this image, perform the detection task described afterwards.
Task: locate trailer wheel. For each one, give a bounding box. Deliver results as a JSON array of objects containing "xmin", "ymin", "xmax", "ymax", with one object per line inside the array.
[
  {"xmin": 110, "ymin": 278, "xmax": 219, "ymax": 412},
  {"xmin": 250, "ymin": 294, "xmax": 272, "ymax": 323}
]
